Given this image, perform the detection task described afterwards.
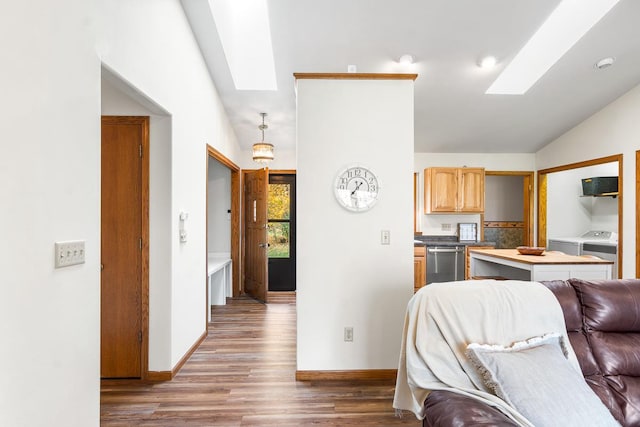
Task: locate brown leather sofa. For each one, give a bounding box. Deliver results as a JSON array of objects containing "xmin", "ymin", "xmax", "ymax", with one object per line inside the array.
[{"xmin": 422, "ymin": 278, "xmax": 640, "ymax": 427}]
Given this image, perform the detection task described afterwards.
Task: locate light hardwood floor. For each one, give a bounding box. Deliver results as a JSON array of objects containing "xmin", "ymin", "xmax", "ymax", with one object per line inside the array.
[{"xmin": 101, "ymin": 296, "xmax": 420, "ymax": 426}]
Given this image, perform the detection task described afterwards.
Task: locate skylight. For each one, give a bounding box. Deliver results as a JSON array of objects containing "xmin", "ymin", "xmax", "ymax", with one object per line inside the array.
[
  {"xmin": 486, "ymin": 0, "xmax": 620, "ymax": 95},
  {"xmin": 209, "ymin": 0, "xmax": 277, "ymax": 90}
]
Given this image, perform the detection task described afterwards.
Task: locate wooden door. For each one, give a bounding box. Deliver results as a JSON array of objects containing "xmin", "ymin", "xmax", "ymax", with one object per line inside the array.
[
  {"xmin": 522, "ymin": 174, "xmax": 533, "ymax": 246},
  {"xmin": 243, "ymin": 168, "xmax": 268, "ymax": 302},
  {"xmin": 425, "ymin": 167, "xmax": 458, "ymax": 213},
  {"xmin": 458, "ymin": 168, "xmax": 485, "ymax": 212},
  {"xmin": 101, "ymin": 116, "xmax": 148, "ymax": 379}
]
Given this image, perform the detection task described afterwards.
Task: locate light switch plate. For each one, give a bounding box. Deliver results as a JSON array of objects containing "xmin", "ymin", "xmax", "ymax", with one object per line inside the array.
[
  {"xmin": 55, "ymin": 240, "xmax": 86, "ymax": 268},
  {"xmin": 344, "ymin": 327, "xmax": 354, "ymax": 342}
]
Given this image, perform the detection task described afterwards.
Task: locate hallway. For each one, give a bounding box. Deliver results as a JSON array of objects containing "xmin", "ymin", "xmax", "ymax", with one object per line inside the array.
[{"xmin": 101, "ymin": 296, "xmax": 420, "ymax": 426}]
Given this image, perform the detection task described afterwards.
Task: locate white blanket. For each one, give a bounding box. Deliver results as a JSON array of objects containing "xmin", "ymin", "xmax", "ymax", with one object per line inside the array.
[{"xmin": 392, "ymin": 280, "xmax": 579, "ymax": 426}]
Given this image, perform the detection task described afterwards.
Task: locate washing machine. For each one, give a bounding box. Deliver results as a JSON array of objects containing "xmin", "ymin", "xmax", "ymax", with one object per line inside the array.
[{"xmin": 548, "ymin": 231, "xmax": 618, "ymax": 278}]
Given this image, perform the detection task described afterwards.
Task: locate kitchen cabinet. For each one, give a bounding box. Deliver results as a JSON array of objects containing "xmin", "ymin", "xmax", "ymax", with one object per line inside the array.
[
  {"xmin": 414, "ymin": 246, "xmax": 426, "ymax": 292},
  {"xmin": 424, "ymin": 167, "xmax": 485, "ymax": 213}
]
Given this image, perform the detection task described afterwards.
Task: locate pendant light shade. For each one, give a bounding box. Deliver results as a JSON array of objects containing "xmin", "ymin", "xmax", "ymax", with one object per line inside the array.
[{"xmin": 253, "ymin": 113, "xmax": 274, "ymax": 163}]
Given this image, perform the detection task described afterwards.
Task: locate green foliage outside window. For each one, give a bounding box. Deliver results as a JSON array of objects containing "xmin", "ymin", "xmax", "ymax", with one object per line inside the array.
[
  {"xmin": 268, "ymin": 184, "xmax": 290, "ymax": 258},
  {"xmin": 268, "ymin": 223, "xmax": 290, "ymax": 258},
  {"xmin": 268, "ymin": 184, "xmax": 290, "ymax": 220}
]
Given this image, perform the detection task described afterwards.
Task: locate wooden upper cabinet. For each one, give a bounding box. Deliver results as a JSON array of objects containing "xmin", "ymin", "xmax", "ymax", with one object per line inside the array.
[
  {"xmin": 426, "ymin": 167, "xmax": 458, "ymax": 212},
  {"xmin": 424, "ymin": 167, "xmax": 485, "ymax": 213},
  {"xmin": 458, "ymin": 168, "xmax": 485, "ymax": 212}
]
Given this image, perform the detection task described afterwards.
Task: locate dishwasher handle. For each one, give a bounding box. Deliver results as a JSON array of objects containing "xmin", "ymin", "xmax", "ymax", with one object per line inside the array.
[{"xmin": 427, "ymin": 247, "xmax": 465, "ymax": 254}]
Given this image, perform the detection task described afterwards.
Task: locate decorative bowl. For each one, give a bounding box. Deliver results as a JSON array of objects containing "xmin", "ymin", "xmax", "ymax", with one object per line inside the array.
[{"xmin": 516, "ymin": 246, "xmax": 546, "ymax": 256}]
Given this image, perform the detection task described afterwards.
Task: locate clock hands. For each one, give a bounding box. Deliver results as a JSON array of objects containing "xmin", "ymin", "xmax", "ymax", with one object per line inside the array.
[
  {"xmin": 351, "ymin": 180, "xmax": 363, "ymax": 196},
  {"xmin": 335, "ymin": 166, "xmax": 378, "ymax": 211}
]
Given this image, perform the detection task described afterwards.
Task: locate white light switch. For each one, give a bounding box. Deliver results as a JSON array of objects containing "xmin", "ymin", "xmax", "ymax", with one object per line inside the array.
[
  {"xmin": 179, "ymin": 211, "xmax": 189, "ymax": 243},
  {"xmin": 381, "ymin": 230, "xmax": 391, "ymax": 245},
  {"xmin": 344, "ymin": 327, "xmax": 354, "ymax": 342},
  {"xmin": 55, "ymin": 240, "xmax": 86, "ymax": 268}
]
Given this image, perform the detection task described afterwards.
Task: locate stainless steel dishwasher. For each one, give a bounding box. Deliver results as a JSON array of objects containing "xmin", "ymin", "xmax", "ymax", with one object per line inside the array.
[{"xmin": 426, "ymin": 246, "xmax": 465, "ymax": 284}]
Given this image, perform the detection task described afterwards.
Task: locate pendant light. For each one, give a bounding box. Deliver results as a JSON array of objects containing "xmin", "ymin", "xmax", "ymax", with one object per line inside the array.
[{"xmin": 252, "ymin": 112, "xmax": 275, "ymax": 163}]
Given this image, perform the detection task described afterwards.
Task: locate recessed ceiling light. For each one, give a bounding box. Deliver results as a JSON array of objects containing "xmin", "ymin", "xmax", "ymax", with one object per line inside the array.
[
  {"xmin": 595, "ymin": 57, "xmax": 615, "ymax": 69},
  {"xmin": 486, "ymin": 0, "xmax": 620, "ymax": 95},
  {"xmin": 479, "ymin": 56, "xmax": 497, "ymax": 69},
  {"xmin": 398, "ymin": 54, "xmax": 415, "ymax": 65},
  {"xmin": 209, "ymin": 0, "xmax": 277, "ymax": 91}
]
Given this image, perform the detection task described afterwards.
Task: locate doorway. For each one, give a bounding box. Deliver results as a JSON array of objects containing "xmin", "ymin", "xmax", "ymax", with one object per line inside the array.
[
  {"xmin": 206, "ymin": 145, "xmax": 241, "ymax": 312},
  {"xmin": 483, "ymin": 171, "xmax": 534, "ymax": 247},
  {"xmin": 268, "ymin": 173, "xmax": 296, "ymax": 292},
  {"xmin": 100, "ymin": 116, "xmax": 149, "ymax": 379},
  {"xmin": 538, "ymin": 154, "xmax": 623, "ymax": 278}
]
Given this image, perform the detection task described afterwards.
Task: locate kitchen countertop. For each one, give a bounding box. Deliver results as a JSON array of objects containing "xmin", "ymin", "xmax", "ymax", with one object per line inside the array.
[
  {"xmin": 469, "ymin": 248, "xmax": 613, "ymax": 265},
  {"xmin": 468, "ymin": 248, "xmax": 613, "ymax": 281},
  {"xmin": 414, "ymin": 236, "xmax": 495, "ymax": 247}
]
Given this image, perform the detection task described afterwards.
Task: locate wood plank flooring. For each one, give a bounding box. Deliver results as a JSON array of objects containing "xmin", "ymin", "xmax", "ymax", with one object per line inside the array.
[{"xmin": 101, "ymin": 296, "xmax": 420, "ymax": 426}]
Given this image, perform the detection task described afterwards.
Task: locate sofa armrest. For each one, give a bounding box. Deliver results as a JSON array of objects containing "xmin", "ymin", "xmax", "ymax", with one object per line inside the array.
[{"xmin": 423, "ymin": 390, "xmax": 518, "ymax": 427}]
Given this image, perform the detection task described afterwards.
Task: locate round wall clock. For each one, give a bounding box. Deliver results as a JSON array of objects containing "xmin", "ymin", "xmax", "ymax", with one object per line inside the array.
[{"xmin": 334, "ymin": 164, "xmax": 380, "ymax": 212}]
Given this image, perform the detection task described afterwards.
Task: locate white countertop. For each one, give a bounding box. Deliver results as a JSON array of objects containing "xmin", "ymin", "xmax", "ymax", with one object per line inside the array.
[{"xmin": 208, "ymin": 253, "xmax": 231, "ymax": 276}]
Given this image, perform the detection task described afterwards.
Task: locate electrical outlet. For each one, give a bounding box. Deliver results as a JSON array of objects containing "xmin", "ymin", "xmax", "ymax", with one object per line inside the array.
[
  {"xmin": 55, "ymin": 240, "xmax": 86, "ymax": 268},
  {"xmin": 344, "ymin": 327, "xmax": 354, "ymax": 342},
  {"xmin": 441, "ymin": 223, "xmax": 452, "ymax": 231},
  {"xmin": 381, "ymin": 230, "xmax": 390, "ymax": 245}
]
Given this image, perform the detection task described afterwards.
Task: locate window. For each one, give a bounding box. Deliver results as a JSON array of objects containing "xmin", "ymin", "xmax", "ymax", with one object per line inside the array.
[{"xmin": 267, "ymin": 183, "xmax": 290, "ymax": 258}]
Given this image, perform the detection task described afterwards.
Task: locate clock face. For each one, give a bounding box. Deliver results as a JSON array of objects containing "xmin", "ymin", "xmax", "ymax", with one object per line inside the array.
[{"xmin": 334, "ymin": 165, "xmax": 380, "ymax": 212}]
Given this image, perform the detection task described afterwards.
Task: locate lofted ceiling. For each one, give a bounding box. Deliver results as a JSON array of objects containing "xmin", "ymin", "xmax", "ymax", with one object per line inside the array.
[{"xmin": 181, "ymin": 0, "xmax": 640, "ymax": 154}]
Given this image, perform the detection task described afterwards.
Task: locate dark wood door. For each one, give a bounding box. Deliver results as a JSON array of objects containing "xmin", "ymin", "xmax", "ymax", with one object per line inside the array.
[
  {"xmin": 101, "ymin": 116, "xmax": 148, "ymax": 378},
  {"xmin": 244, "ymin": 168, "xmax": 268, "ymax": 303}
]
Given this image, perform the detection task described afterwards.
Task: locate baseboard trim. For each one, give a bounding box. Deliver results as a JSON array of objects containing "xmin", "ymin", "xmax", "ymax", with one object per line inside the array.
[
  {"xmin": 172, "ymin": 330, "xmax": 208, "ymax": 377},
  {"xmin": 145, "ymin": 370, "xmax": 172, "ymax": 381},
  {"xmin": 295, "ymin": 369, "xmax": 397, "ymax": 381},
  {"xmin": 266, "ymin": 291, "xmax": 296, "ymax": 304},
  {"xmin": 146, "ymin": 330, "xmax": 208, "ymax": 382}
]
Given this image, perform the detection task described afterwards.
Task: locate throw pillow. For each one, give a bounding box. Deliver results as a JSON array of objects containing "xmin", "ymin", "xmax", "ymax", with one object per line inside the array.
[{"xmin": 466, "ymin": 333, "xmax": 619, "ymax": 427}]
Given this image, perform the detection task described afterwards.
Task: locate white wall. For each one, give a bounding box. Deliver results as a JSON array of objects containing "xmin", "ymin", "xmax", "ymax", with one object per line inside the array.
[
  {"xmin": 547, "ymin": 169, "xmax": 592, "ymax": 238},
  {"xmin": 414, "ymin": 153, "xmax": 535, "ymax": 235},
  {"xmin": 485, "ymin": 175, "xmax": 523, "ymax": 221},
  {"xmin": 2, "ymin": 2, "xmax": 244, "ymax": 424},
  {"xmin": 208, "ymin": 159, "xmax": 231, "ymax": 253},
  {"xmin": 296, "ymin": 77, "xmax": 414, "ymax": 371},
  {"xmin": 101, "ymin": 76, "xmax": 173, "ymax": 371},
  {"xmin": 537, "ymin": 82, "xmax": 640, "ymax": 277},
  {"xmin": 97, "ymin": 0, "xmax": 243, "ymax": 368},
  {"xmin": 546, "ymin": 163, "xmax": 618, "ymax": 239},
  {"xmin": 591, "ymin": 195, "xmax": 619, "ymax": 232},
  {"xmin": 0, "ymin": 1, "xmax": 100, "ymax": 426}
]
